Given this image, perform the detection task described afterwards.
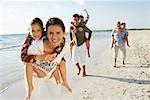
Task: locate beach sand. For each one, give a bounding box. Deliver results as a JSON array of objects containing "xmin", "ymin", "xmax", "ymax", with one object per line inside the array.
[{"xmin": 0, "ymin": 30, "xmax": 150, "ymax": 100}]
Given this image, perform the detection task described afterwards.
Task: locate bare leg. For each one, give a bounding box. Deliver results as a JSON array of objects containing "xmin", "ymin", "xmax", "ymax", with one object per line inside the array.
[
  {"xmin": 120, "ymin": 45, "xmax": 126, "ymax": 65},
  {"xmin": 122, "ymin": 60, "xmax": 125, "ymax": 65},
  {"xmin": 25, "ymin": 63, "xmax": 33, "ymax": 99},
  {"xmin": 51, "ymin": 65, "xmax": 61, "ymax": 84},
  {"xmin": 59, "ymin": 60, "xmax": 72, "ymax": 93},
  {"xmin": 70, "ymin": 44, "xmax": 73, "ymax": 59},
  {"xmin": 114, "ymin": 58, "xmax": 117, "ymax": 67},
  {"xmin": 86, "ymin": 42, "xmax": 90, "ymax": 58},
  {"xmin": 87, "ymin": 48, "xmax": 90, "ymax": 58},
  {"xmin": 76, "ymin": 63, "xmax": 81, "ymax": 75},
  {"xmin": 25, "ymin": 64, "xmax": 47, "ymax": 100},
  {"xmin": 113, "ymin": 45, "xmax": 119, "ymax": 67},
  {"xmin": 82, "ymin": 65, "xmax": 86, "ymax": 77},
  {"xmin": 33, "ymin": 67, "xmax": 46, "ymax": 78}
]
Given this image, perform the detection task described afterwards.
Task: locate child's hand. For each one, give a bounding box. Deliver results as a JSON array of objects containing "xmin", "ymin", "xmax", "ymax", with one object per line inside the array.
[
  {"xmin": 84, "ymin": 9, "xmax": 87, "ymax": 13},
  {"xmin": 84, "ymin": 9, "xmax": 89, "ymax": 16},
  {"xmin": 50, "ymin": 53, "xmax": 57, "ymax": 61},
  {"xmin": 45, "ymin": 53, "xmax": 57, "ymax": 61}
]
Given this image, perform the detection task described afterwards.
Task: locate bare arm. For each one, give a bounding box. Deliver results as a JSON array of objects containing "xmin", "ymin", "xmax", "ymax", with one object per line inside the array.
[
  {"xmin": 52, "ymin": 42, "xmax": 68, "ymax": 63},
  {"xmin": 69, "ymin": 26, "xmax": 75, "ymax": 59},
  {"xmin": 83, "ymin": 9, "xmax": 90, "ymax": 25},
  {"xmin": 20, "ymin": 34, "xmax": 36, "ymax": 63},
  {"xmin": 84, "ymin": 9, "xmax": 89, "ymax": 17},
  {"xmin": 70, "ymin": 26, "xmax": 74, "ymax": 42},
  {"xmin": 124, "ymin": 35, "xmax": 130, "ymax": 47},
  {"xmin": 111, "ymin": 36, "xmax": 116, "ymax": 48}
]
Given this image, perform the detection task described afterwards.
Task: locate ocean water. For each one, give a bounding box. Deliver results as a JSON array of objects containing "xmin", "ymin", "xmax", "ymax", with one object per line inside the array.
[{"xmin": 0, "ymin": 31, "xmax": 111, "ymax": 94}]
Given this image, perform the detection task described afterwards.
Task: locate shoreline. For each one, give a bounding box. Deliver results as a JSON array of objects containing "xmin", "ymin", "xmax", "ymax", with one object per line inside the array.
[
  {"xmin": 0, "ymin": 29, "xmax": 150, "ymax": 35},
  {"xmin": 0, "ymin": 30, "xmax": 150, "ymax": 100}
]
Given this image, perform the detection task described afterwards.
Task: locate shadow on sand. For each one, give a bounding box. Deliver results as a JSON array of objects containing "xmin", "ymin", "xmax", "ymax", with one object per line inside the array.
[
  {"xmin": 115, "ymin": 62, "xmax": 150, "ymax": 68},
  {"xmin": 86, "ymin": 74, "xmax": 150, "ymax": 85}
]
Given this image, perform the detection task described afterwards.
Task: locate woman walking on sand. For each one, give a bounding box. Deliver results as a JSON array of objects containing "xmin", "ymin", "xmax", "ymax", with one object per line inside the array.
[{"xmin": 21, "ymin": 17, "xmax": 72, "ymax": 100}]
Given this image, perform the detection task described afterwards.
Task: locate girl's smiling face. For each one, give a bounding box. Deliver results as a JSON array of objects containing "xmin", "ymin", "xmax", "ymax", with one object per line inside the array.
[
  {"xmin": 46, "ymin": 25, "xmax": 64, "ymax": 46},
  {"xmin": 29, "ymin": 23, "xmax": 43, "ymax": 40}
]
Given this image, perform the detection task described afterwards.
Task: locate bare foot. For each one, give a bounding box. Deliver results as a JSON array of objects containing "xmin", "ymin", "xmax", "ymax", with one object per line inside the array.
[
  {"xmin": 77, "ymin": 68, "xmax": 81, "ymax": 75},
  {"xmin": 26, "ymin": 97, "xmax": 30, "ymax": 100},
  {"xmin": 122, "ymin": 60, "xmax": 125, "ymax": 65},
  {"xmin": 26, "ymin": 86, "xmax": 33, "ymax": 100},
  {"xmin": 88, "ymin": 52, "xmax": 90, "ymax": 58},
  {"xmin": 62, "ymin": 82, "xmax": 72, "ymax": 93},
  {"xmin": 113, "ymin": 63, "xmax": 116, "ymax": 67},
  {"xmin": 82, "ymin": 71, "xmax": 86, "ymax": 77},
  {"xmin": 113, "ymin": 65, "xmax": 116, "ymax": 67}
]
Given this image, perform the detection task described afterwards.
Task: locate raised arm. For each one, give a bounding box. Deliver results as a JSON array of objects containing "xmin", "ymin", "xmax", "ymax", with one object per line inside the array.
[{"xmin": 83, "ymin": 9, "xmax": 90, "ymax": 25}]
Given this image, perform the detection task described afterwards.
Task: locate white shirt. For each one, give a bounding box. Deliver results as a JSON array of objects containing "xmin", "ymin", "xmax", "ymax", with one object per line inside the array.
[{"xmin": 27, "ymin": 37, "xmax": 45, "ymax": 55}]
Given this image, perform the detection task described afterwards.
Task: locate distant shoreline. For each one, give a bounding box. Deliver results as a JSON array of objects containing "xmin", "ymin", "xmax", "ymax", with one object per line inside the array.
[
  {"xmin": 92, "ymin": 28, "xmax": 150, "ymax": 32},
  {"xmin": 0, "ymin": 28, "xmax": 150, "ymax": 35}
]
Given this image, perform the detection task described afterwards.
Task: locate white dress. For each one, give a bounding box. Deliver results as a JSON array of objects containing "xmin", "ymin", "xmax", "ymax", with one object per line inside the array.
[{"xmin": 26, "ymin": 38, "xmax": 67, "ymax": 100}]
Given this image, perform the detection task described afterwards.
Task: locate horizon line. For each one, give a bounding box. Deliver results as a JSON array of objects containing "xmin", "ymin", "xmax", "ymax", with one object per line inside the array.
[{"xmin": 0, "ymin": 27, "xmax": 150, "ymax": 35}]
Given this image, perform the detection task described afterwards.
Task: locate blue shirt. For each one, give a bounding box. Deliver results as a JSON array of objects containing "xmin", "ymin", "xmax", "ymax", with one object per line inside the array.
[{"xmin": 111, "ymin": 28, "xmax": 128, "ymax": 46}]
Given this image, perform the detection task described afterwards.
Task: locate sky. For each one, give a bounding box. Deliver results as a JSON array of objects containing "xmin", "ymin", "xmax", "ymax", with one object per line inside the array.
[{"xmin": 0, "ymin": 0, "xmax": 150, "ymax": 34}]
